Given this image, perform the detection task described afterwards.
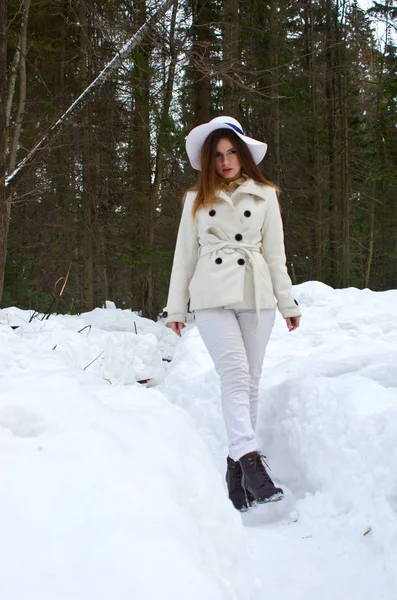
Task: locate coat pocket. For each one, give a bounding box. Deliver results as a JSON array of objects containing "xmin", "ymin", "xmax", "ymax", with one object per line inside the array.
[{"xmin": 189, "ymin": 254, "xmax": 245, "ymax": 310}]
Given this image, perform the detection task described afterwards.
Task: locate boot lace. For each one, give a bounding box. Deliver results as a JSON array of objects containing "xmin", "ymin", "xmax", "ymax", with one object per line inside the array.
[
  {"xmin": 227, "ymin": 458, "xmax": 243, "ymax": 488},
  {"xmin": 259, "ymin": 453, "xmax": 271, "ymax": 471},
  {"xmin": 253, "ymin": 453, "xmax": 274, "ymax": 484}
]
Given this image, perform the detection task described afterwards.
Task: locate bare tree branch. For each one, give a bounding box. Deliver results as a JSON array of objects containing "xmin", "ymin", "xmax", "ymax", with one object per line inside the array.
[{"xmin": 4, "ymin": 0, "xmax": 177, "ymax": 190}]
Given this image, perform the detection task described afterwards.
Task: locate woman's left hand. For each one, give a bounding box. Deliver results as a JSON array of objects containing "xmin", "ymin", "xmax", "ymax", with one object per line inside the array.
[{"xmin": 285, "ymin": 316, "xmax": 300, "ymax": 332}]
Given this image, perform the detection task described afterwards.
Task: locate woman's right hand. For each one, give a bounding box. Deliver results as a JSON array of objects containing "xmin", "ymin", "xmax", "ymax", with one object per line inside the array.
[{"xmin": 170, "ymin": 322, "xmax": 186, "ymax": 337}]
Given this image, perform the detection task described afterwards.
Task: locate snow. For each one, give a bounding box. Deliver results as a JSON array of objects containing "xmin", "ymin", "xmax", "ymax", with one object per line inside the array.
[{"xmin": 1, "ymin": 281, "xmax": 397, "ymax": 599}]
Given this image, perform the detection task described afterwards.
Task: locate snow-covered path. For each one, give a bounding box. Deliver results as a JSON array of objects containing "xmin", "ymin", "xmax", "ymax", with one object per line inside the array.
[
  {"xmin": 159, "ymin": 283, "xmax": 397, "ymax": 599},
  {"xmin": 247, "ymin": 520, "xmax": 393, "ymax": 600},
  {"xmin": 1, "ymin": 282, "xmax": 396, "ymax": 599}
]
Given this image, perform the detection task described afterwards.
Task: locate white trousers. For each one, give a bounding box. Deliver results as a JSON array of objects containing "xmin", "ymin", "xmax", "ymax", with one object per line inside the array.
[{"xmin": 195, "ymin": 308, "xmax": 275, "ymax": 461}]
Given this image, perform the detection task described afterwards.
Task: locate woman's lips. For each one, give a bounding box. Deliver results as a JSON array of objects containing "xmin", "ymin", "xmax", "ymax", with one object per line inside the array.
[{"xmin": 223, "ymin": 168, "xmax": 233, "ymax": 172}]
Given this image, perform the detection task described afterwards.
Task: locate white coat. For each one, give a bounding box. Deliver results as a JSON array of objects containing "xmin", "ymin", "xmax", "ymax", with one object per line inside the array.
[{"xmin": 165, "ymin": 177, "xmax": 301, "ymax": 325}]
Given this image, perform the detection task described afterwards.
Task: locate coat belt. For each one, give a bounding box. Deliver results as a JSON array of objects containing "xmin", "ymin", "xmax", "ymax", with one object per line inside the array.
[{"xmin": 199, "ymin": 236, "xmax": 266, "ymax": 329}]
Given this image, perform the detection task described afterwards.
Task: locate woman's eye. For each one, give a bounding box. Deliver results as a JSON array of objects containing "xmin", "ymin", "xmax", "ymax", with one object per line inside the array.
[{"xmin": 228, "ymin": 149, "xmax": 236, "ymax": 154}]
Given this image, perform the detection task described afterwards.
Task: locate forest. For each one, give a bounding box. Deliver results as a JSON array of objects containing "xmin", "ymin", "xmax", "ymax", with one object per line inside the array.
[{"xmin": 0, "ymin": 0, "xmax": 396, "ymax": 319}]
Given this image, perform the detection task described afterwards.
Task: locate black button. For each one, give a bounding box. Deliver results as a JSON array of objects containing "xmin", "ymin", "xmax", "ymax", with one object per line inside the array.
[
  {"xmin": 215, "ymin": 257, "xmax": 223, "ymax": 264},
  {"xmin": 294, "ymin": 299, "xmax": 299, "ymax": 306},
  {"xmin": 209, "ymin": 209, "xmax": 216, "ymax": 216},
  {"xmin": 237, "ymin": 258, "xmax": 245, "ymax": 266},
  {"xmin": 244, "ymin": 210, "xmax": 251, "ymax": 217},
  {"xmin": 235, "ymin": 233, "xmax": 243, "ymax": 241},
  {"xmin": 162, "ymin": 310, "xmax": 168, "ymax": 318}
]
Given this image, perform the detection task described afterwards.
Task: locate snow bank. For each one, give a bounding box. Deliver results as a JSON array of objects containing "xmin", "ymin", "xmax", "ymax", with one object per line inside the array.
[
  {"xmin": 257, "ymin": 283, "xmax": 397, "ymax": 592},
  {"xmin": 0, "ymin": 310, "xmax": 252, "ymax": 600},
  {"xmin": 2, "ymin": 283, "xmax": 397, "ymax": 599},
  {"xmin": 0, "ymin": 306, "xmax": 178, "ymax": 384}
]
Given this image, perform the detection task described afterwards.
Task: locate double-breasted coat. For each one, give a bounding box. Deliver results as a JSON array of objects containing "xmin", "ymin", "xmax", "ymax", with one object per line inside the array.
[{"xmin": 165, "ymin": 178, "xmax": 301, "ymax": 326}]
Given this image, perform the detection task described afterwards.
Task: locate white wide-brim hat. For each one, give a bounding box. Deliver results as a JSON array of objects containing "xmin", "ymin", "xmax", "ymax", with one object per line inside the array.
[{"xmin": 185, "ymin": 116, "xmax": 267, "ymax": 171}]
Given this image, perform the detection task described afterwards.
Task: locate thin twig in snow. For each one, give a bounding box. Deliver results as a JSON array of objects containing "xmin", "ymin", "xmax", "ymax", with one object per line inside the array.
[
  {"xmin": 78, "ymin": 324, "xmax": 92, "ymax": 335},
  {"xmin": 83, "ymin": 352, "xmax": 105, "ymax": 371}
]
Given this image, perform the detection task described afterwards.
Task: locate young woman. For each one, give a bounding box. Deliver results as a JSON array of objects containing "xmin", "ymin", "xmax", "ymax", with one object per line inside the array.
[{"xmin": 165, "ymin": 116, "xmax": 301, "ymax": 511}]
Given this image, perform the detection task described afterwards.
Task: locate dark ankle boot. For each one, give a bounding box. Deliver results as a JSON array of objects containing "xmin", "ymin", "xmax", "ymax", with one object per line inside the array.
[
  {"xmin": 241, "ymin": 474, "xmax": 256, "ymax": 506},
  {"xmin": 239, "ymin": 451, "xmax": 284, "ymax": 503},
  {"xmin": 226, "ymin": 456, "xmax": 254, "ymax": 511}
]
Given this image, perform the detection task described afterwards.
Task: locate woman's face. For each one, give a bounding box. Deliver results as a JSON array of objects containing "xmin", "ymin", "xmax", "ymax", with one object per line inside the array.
[{"xmin": 214, "ymin": 138, "xmax": 242, "ymax": 182}]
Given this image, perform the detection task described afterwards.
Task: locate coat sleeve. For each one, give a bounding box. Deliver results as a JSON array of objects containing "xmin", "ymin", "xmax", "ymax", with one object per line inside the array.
[
  {"xmin": 165, "ymin": 192, "xmax": 199, "ymax": 326},
  {"xmin": 261, "ymin": 187, "xmax": 301, "ymax": 319}
]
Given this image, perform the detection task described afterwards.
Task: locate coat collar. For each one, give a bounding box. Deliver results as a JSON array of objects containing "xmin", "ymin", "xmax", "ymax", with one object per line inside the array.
[
  {"xmin": 215, "ymin": 178, "xmax": 270, "ymax": 204},
  {"xmin": 232, "ymin": 178, "xmax": 271, "ymax": 200}
]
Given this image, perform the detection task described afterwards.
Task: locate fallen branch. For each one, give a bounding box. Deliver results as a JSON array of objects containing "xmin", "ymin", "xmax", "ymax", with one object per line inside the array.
[
  {"xmin": 83, "ymin": 351, "xmax": 105, "ymax": 371},
  {"xmin": 78, "ymin": 324, "xmax": 92, "ymax": 335},
  {"xmin": 5, "ymin": 0, "xmax": 177, "ymax": 191},
  {"xmin": 42, "ymin": 263, "xmax": 71, "ymax": 320}
]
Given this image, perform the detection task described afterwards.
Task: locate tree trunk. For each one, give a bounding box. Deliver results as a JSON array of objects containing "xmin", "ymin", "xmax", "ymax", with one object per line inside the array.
[
  {"xmin": 8, "ymin": 0, "xmax": 31, "ymax": 179},
  {"xmin": 131, "ymin": 0, "xmax": 152, "ymax": 314},
  {"xmin": 325, "ymin": 0, "xmax": 338, "ymax": 285},
  {"xmin": 305, "ymin": 0, "xmax": 323, "ymax": 280},
  {"xmin": 365, "ymin": 22, "xmax": 387, "ymax": 287},
  {"xmin": 365, "ymin": 186, "xmax": 376, "ymax": 288},
  {"xmin": 223, "ymin": 0, "xmax": 240, "ymax": 115},
  {"xmin": 339, "ymin": 61, "xmax": 350, "ymax": 286},
  {"xmin": 147, "ymin": 0, "xmax": 179, "ymax": 318},
  {"xmin": 335, "ymin": 0, "xmax": 350, "ymax": 287},
  {"xmin": 1, "ymin": 0, "xmax": 30, "ymax": 302},
  {"xmin": 0, "ymin": 0, "xmax": 7, "ymax": 301},
  {"xmin": 80, "ymin": 1, "xmax": 95, "ymax": 311},
  {"xmin": 54, "ymin": 1, "xmax": 72, "ymax": 283},
  {"xmin": 191, "ymin": 0, "xmax": 212, "ymax": 124},
  {"xmin": 268, "ymin": 0, "xmax": 280, "ymax": 185}
]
